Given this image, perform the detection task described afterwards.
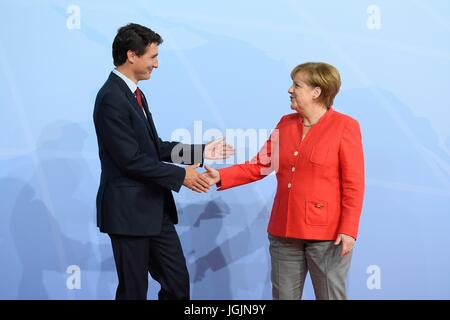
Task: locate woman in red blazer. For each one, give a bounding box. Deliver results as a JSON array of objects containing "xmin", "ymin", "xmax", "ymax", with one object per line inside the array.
[{"xmin": 204, "ymin": 62, "xmax": 365, "ymax": 300}]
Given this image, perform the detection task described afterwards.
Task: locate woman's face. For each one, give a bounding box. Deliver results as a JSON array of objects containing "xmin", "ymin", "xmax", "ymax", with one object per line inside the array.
[{"xmin": 288, "ymin": 72, "xmax": 320, "ymax": 115}]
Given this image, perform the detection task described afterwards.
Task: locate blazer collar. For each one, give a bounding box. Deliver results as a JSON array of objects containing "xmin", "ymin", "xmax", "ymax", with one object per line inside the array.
[{"xmin": 300, "ymin": 107, "xmax": 334, "ymax": 126}]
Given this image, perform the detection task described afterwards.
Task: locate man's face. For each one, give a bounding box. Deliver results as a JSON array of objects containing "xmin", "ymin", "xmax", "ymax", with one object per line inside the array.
[{"xmin": 130, "ymin": 42, "xmax": 159, "ymax": 81}]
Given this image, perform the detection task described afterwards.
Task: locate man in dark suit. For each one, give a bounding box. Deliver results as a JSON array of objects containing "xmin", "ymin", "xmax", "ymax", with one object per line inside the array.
[{"xmin": 93, "ymin": 23, "xmax": 233, "ymax": 300}]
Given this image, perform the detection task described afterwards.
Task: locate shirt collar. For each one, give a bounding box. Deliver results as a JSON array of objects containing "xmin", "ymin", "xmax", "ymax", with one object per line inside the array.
[{"xmin": 112, "ymin": 69, "xmax": 138, "ymax": 94}]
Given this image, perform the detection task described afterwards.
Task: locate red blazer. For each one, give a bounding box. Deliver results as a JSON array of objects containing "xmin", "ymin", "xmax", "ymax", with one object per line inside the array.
[{"xmin": 218, "ymin": 108, "xmax": 365, "ymax": 240}]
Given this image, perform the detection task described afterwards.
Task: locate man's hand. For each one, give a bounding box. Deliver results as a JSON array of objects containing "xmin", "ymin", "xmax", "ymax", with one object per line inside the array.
[
  {"xmin": 183, "ymin": 164, "xmax": 211, "ymax": 193},
  {"xmin": 202, "ymin": 165, "xmax": 221, "ymax": 186},
  {"xmin": 334, "ymin": 233, "xmax": 355, "ymax": 257},
  {"xmin": 204, "ymin": 137, "xmax": 234, "ymax": 160}
]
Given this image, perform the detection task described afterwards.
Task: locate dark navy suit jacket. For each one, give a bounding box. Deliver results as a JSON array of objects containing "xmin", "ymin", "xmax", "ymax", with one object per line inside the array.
[{"xmin": 93, "ymin": 72, "xmax": 204, "ymax": 236}]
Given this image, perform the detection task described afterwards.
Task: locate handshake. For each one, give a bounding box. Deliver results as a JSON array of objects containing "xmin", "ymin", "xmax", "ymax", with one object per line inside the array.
[
  {"xmin": 182, "ymin": 137, "xmax": 234, "ymax": 193},
  {"xmin": 183, "ymin": 164, "xmax": 221, "ymax": 193}
]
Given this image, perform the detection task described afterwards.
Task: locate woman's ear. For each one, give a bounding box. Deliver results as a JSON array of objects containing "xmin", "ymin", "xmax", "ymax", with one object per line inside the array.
[{"xmin": 312, "ymin": 87, "xmax": 322, "ymax": 100}]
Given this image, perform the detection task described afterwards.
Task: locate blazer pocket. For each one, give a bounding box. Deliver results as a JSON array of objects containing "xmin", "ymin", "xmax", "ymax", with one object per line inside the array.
[
  {"xmin": 309, "ymin": 147, "xmax": 329, "ymax": 165},
  {"xmin": 305, "ymin": 200, "xmax": 328, "ymax": 226}
]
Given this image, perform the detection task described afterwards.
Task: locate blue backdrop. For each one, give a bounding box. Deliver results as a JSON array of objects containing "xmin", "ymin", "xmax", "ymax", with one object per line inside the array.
[{"xmin": 1, "ymin": 0, "xmax": 450, "ymax": 299}]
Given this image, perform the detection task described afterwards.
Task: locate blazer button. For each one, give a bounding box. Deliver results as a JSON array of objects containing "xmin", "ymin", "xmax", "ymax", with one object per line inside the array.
[
  {"xmin": 315, "ymin": 203, "xmax": 324, "ymax": 209},
  {"xmin": 293, "ymin": 151, "xmax": 299, "ymax": 156},
  {"xmin": 291, "ymin": 167, "xmax": 296, "ymax": 172},
  {"xmin": 287, "ymin": 183, "xmax": 292, "ymax": 189}
]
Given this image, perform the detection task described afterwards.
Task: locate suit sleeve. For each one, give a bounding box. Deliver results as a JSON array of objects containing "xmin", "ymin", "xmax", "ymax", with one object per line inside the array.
[
  {"xmin": 95, "ymin": 103, "xmax": 186, "ymax": 192},
  {"xmin": 218, "ymin": 119, "xmax": 281, "ymax": 190},
  {"xmin": 158, "ymin": 139, "xmax": 205, "ymax": 166},
  {"xmin": 337, "ymin": 119, "xmax": 365, "ymax": 239}
]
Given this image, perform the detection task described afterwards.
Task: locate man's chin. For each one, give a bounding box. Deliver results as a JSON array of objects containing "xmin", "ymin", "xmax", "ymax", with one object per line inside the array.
[{"xmin": 142, "ymin": 70, "xmax": 152, "ymax": 80}]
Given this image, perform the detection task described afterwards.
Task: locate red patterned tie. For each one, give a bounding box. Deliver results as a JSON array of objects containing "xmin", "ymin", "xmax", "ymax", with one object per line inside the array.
[{"xmin": 135, "ymin": 87, "xmax": 144, "ymax": 110}]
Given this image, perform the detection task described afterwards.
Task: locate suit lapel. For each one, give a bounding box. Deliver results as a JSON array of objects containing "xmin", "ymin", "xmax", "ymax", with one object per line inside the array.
[
  {"xmin": 125, "ymin": 90, "xmax": 157, "ymax": 141},
  {"xmin": 140, "ymin": 93, "xmax": 159, "ymax": 144},
  {"xmin": 134, "ymin": 90, "xmax": 161, "ymax": 158},
  {"xmin": 108, "ymin": 72, "xmax": 160, "ymax": 151}
]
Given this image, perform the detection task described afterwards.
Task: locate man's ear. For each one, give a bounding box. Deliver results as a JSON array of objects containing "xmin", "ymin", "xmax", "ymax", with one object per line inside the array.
[{"xmin": 126, "ymin": 50, "xmax": 136, "ymax": 64}]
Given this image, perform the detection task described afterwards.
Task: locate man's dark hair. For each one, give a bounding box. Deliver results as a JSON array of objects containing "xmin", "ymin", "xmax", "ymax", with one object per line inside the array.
[{"xmin": 112, "ymin": 23, "xmax": 163, "ymax": 67}]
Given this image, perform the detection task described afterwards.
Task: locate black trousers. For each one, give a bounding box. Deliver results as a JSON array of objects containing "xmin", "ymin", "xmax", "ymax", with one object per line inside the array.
[{"xmin": 109, "ymin": 214, "xmax": 190, "ymax": 300}]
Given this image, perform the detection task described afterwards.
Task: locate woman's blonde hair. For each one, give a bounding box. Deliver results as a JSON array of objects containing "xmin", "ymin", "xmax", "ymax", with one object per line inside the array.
[{"xmin": 290, "ymin": 62, "xmax": 341, "ymax": 108}]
